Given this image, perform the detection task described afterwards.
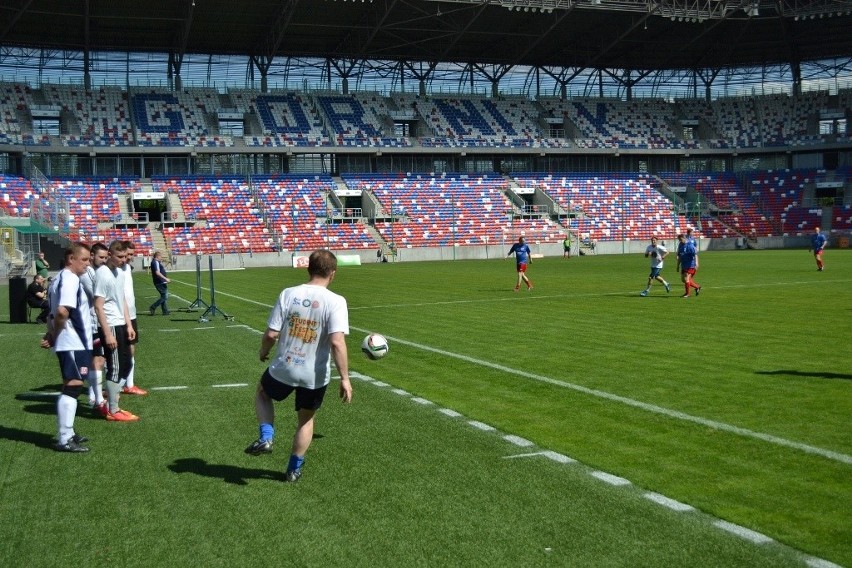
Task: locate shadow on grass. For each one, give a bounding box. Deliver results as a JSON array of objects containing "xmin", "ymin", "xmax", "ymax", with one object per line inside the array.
[
  {"xmin": 168, "ymin": 457, "xmax": 285, "ymax": 485},
  {"xmin": 755, "ymin": 369, "xmax": 852, "ymax": 381},
  {"xmin": 0, "ymin": 425, "xmax": 56, "ymax": 449},
  {"xmin": 16, "ymin": 395, "xmax": 107, "ymax": 422}
]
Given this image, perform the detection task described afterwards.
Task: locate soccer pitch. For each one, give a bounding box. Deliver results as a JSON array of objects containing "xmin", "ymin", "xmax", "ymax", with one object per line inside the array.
[{"xmin": 1, "ymin": 249, "xmax": 849, "ymax": 567}]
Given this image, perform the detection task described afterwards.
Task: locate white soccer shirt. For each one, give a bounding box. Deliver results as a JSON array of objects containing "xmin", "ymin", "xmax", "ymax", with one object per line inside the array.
[
  {"xmin": 79, "ymin": 265, "xmax": 98, "ymax": 335},
  {"xmin": 267, "ymin": 283, "xmax": 349, "ymax": 389},
  {"xmin": 646, "ymin": 243, "xmax": 667, "ymax": 269},
  {"xmin": 94, "ymin": 264, "xmax": 127, "ymax": 327},
  {"xmin": 121, "ymin": 263, "xmax": 137, "ymax": 319},
  {"xmin": 49, "ymin": 268, "xmax": 94, "ymax": 352}
]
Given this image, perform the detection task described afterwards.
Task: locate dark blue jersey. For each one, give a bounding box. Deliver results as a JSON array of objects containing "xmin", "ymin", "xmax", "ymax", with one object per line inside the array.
[
  {"xmin": 508, "ymin": 243, "xmax": 531, "ymax": 265},
  {"xmin": 811, "ymin": 232, "xmax": 827, "ymax": 251},
  {"xmin": 151, "ymin": 259, "xmax": 168, "ymax": 285},
  {"xmin": 677, "ymin": 241, "xmax": 697, "ymax": 269}
]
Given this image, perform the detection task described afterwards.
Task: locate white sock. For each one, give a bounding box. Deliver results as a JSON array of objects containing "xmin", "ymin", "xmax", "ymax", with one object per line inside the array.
[
  {"xmin": 57, "ymin": 394, "xmax": 78, "ymax": 445},
  {"xmin": 126, "ymin": 357, "xmax": 135, "ymax": 388},
  {"xmin": 88, "ymin": 370, "xmax": 104, "ymax": 405}
]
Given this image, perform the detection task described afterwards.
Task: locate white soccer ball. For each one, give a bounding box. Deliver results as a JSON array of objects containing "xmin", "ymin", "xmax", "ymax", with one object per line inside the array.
[{"xmin": 361, "ymin": 333, "xmax": 389, "ymax": 360}]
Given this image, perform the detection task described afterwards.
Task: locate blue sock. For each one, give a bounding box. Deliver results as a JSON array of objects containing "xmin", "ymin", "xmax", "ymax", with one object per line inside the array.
[
  {"xmin": 259, "ymin": 423, "xmax": 274, "ymax": 442},
  {"xmin": 288, "ymin": 454, "xmax": 304, "ymax": 472}
]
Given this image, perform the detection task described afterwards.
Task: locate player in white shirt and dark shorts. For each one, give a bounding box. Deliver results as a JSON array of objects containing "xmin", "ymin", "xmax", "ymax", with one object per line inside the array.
[
  {"xmin": 93, "ymin": 240, "xmax": 138, "ymax": 422},
  {"xmin": 245, "ymin": 249, "xmax": 353, "ymax": 482},
  {"xmin": 121, "ymin": 240, "xmax": 147, "ymax": 396},
  {"xmin": 80, "ymin": 242, "xmax": 109, "ymax": 415},
  {"xmin": 640, "ymin": 236, "xmax": 671, "ymax": 296},
  {"xmin": 41, "ymin": 243, "xmax": 94, "ymax": 452}
]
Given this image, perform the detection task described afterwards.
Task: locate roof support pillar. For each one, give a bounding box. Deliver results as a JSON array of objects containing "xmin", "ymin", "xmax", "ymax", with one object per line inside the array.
[
  {"xmin": 791, "ymin": 59, "xmax": 802, "ymax": 97},
  {"xmin": 251, "ymin": 55, "xmax": 273, "ymax": 93}
]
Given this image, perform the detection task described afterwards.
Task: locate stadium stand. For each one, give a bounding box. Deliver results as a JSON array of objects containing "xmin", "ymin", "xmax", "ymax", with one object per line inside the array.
[
  {"xmin": 0, "ymin": 173, "xmax": 39, "ymax": 216},
  {"xmin": 346, "ymin": 173, "xmax": 565, "ymax": 248},
  {"xmin": 254, "ymin": 174, "xmax": 376, "ymax": 251},
  {"xmin": 659, "ymin": 172, "xmax": 776, "ymax": 238},
  {"xmin": 0, "ymin": 84, "xmax": 848, "ymax": 150},
  {"xmin": 156, "ymin": 176, "xmax": 275, "ymax": 254},
  {"xmin": 399, "ymin": 95, "xmax": 543, "ymax": 147},
  {"xmin": 513, "ymin": 173, "xmax": 680, "ymax": 241},
  {"xmin": 43, "ymin": 84, "xmax": 133, "ymax": 147},
  {"xmin": 0, "ymin": 82, "xmax": 50, "ymax": 146},
  {"xmin": 540, "ymin": 98, "xmax": 692, "ymax": 150},
  {"xmin": 742, "ymin": 168, "xmax": 822, "ymax": 234},
  {"xmin": 316, "ymin": 93, "xmax": 411, "ymax": 147},
  {"xmin": 131, "ymin": 88, "xmax": 232, "ymax": 147},
  {"xmin": 229, "ymin": 90, "xmax": 329, "ymax": 147}
]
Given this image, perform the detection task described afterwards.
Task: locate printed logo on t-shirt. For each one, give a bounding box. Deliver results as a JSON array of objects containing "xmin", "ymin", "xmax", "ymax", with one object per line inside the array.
[{"xmin": 288, "ymin": 313, "xmax": 318, "ymax": 344}]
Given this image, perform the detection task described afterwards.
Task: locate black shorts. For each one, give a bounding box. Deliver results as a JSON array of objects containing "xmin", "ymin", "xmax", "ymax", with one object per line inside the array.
[
  {"xmin": 260, "ymin": 369, "xmax": 327, "ymax": 411},
  {"xmin": 99, "ymin": 325, "xmax": 133, "ymax": 384},
  {"xmin": 129, "ymin": 318, "xmax": 139, "ymax": 345},
  {"xmin": 92, "ymin": 333, "xmax": 104, "ymax": 358}
]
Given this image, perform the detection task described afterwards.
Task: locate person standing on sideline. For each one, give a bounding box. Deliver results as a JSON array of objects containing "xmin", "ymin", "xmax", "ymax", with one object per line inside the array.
[
  {"xmin": 81, "ymin": 242, "xmax": 108, "ymax": 415},
  {"xmin": 149, "ymin": 251, "xmax": 171, "ymax": 315},
  {"xmin": 245, "ymin": 249, "xmax": 352, "ymax": 483},
  {"xmin": 640, "ymin": 236, "xmax": 671, "ymax": 296},
  {"xmin": 810, "ymin": 226, "xmax": 827, "ymax": 271},
  {"xmin": 121, "ymin": 241, "xmax": 147, "ymax": 396},
  {"xmin": 26, "ymin": 274, "xmax": 50, "ymax": 323},
  {"xmin": 562, "ymin": 235, "xmax": 571, "ymax": 259},
  {"xmin": 676, "ymin": 233, "xmax": 701, "ymax": 298},
  {"xmin": 35, "ymin": 251, "xmax": 50, "ymax": 279},
  {"xmin": 94, "ymin": 240, "xmax": 138, "ymax": 421},
  {"xmin": 40, "ymin": 243, "xmax": 93, "ymax": 452},
  {"xmin": 507, "ymin": 236, "xmax": 533, "ymax": 291}
]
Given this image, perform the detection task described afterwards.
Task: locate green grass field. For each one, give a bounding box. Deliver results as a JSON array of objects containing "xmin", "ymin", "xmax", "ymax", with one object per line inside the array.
[{"xmin": 1, "ymin": 249, "xmax": 850, "ymax": 567}]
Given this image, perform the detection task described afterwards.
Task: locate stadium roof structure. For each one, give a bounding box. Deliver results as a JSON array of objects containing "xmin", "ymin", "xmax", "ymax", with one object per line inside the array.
[{"xmin": 2, "ymin": 0, "xmax": 851, "ymax": 75}]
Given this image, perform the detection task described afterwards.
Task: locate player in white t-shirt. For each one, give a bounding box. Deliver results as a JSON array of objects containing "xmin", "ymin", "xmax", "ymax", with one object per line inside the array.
[
  {"xmin": 120, "ymin": 241, "xmax": 147, "ymax": 396},
  {"xmin": 245, "ymin": 249, "xmax": 353, "ymax": 482},
  {"xmin": 41, "ymin": 243, "xmax": 94, "ymax": 452},
  {"xmin": 94, "ymin": 240, "xmax": 138, "ymax": 422},
  {"xmin": 640, "ymin": 236, "xmax": 671, "ymax": 296},
  {"xmin": 80, "ymin": 242, "xmax": 109, "ymax": 414}
]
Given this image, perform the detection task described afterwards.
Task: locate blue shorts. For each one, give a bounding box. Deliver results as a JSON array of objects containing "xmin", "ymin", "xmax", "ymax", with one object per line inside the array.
[
  {"xmin": 648, "ymin": 267, "xmax": 662, "ymax": 279},
  {"xmin": 260, "ymin": 369, "xmax": 327, "ymax": 411},
  {"xmin": 57, "ymin": 350, "xmax": 93, "ymax": 382}
]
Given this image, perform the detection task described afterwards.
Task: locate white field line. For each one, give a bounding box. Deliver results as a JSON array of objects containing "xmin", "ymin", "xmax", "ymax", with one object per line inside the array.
[
  {"xmin": 351, "ymin": 368, "xmax": 834, "ymax": 567},
  {"xmin": 503, "ymin": 451, "xmax": 549, "ymax": 460},
  {"xmin": 590, "ymin": 471, "xmax": 632, "ymax": 486},
  {"xmin": 136, "ymin": 324, "xmax": 838, "ymax": 567},
  {"xmin": 155, "ymin": 288, "xmax": 852, "ymax": 466},
  {"xmin": 354, "ymin": 329, "xmax": 852, "ymax": 467},
  {"xmin": 643, "ymin": 492, "xmax": 695, "ymax": 512},
  {"xmin": 713, "ymin": 521, "xmax": 775, "ymax": 544}
]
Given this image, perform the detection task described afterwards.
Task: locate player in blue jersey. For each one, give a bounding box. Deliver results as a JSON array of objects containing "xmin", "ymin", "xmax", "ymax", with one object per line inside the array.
[
  {"xmin": 507, "ymin": 236, "xmax": 533, "ymax": 291},
  {"xmin": 686, "ymin": 227, "xmax": 700, "ymax": 274},
  {"xmin": 810, "ymin": 226, "xmax": 827, "ymax": 271},
  {"xmin": 676, "ymin": 233, "xmax": 701, "ymax": 298}
]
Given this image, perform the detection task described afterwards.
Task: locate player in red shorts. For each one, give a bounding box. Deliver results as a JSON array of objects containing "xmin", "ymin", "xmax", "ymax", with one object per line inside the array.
[
  {"xmin": 676, "ymin": 233, "xmax": 701, "ymax": 298},
  {"xmin": 507, "ymin": 236, "xmax": 533, "ymax": 291}
]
